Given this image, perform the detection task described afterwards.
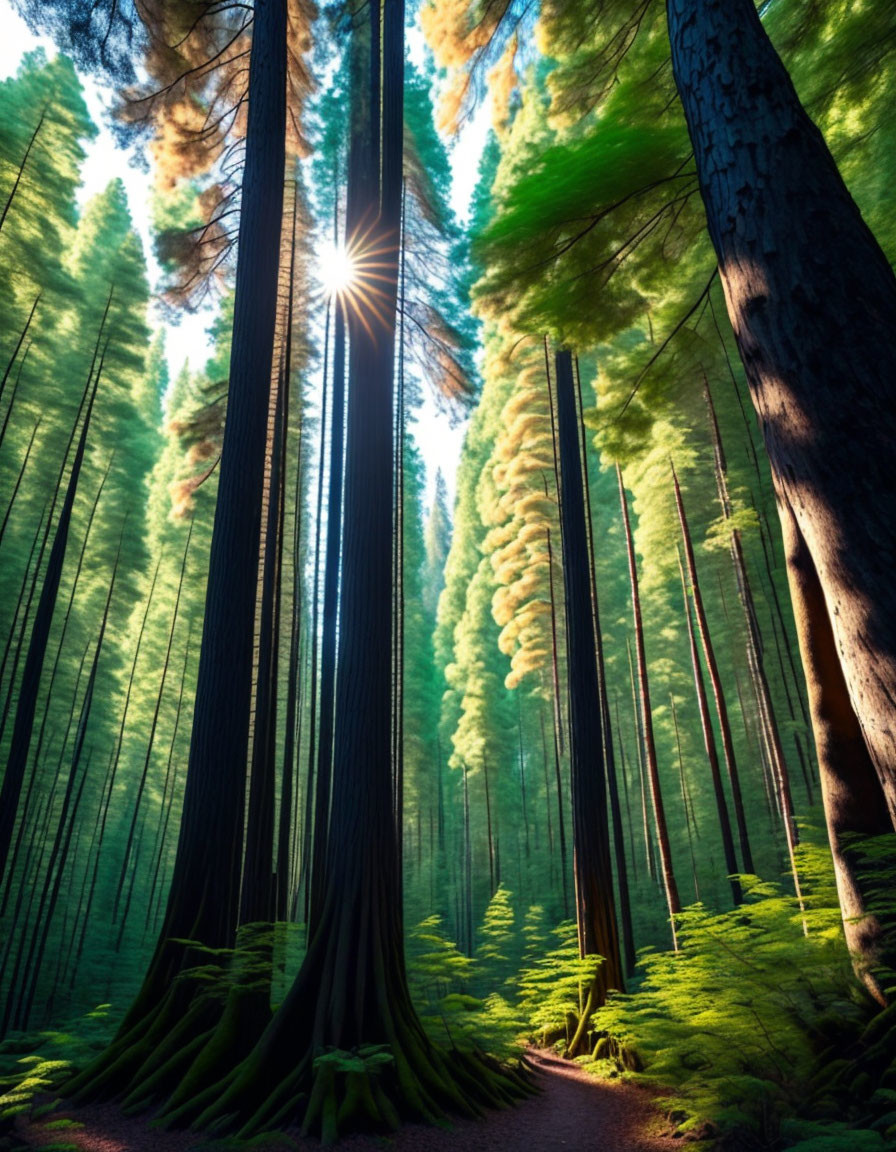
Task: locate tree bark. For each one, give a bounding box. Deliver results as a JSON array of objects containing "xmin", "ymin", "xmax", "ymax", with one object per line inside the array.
[
  {"xmin": 666, "ymin": 0, "xmax": 896, "ymax": 935},
  {"xmin": 553, "ymin": 350, "xmax": 623, "ymax": 995},
  {"xmin": 65, "ymin": 0, "xmax": 288, "ymax": 1102}
]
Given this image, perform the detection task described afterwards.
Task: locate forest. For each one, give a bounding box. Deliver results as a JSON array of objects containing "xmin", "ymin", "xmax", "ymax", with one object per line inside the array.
[{"xmin": 1, "ymin": 0, "xmax": 895, "ymax": 1148}]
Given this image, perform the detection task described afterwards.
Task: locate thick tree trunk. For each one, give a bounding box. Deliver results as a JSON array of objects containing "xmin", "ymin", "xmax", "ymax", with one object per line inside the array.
[
  {"xmin": 779, "ymin": 496, "xmax": 891, "ymax": 1003},
  {"xmin": 65, "ymin": 0, "xmax": 287, "ymax": 1102},
  {"xmin": 144, "ymin": 0, "xmax": 526, "ymax": 1139},
  {"xmin": 667, "ymin": 0, "xmax": 896, "ymax": 973},
  {"xmin": 553, "ymin": 350, "xmax": 623, "ymax": 998}
]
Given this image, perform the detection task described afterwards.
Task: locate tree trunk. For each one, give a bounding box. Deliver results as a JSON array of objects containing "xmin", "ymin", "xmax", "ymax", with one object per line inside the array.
[
  {"xmin": 0, "ymin": 323, "xmax": 106, "ymax": 882},
  {"xmin": 553, "ymin": 349, "xmax": 623, "ymax": 997},
  {"xmin": 667, "ymin": 0, "xmax": 896, "ymax": 977},
  {"xmin": 677, "ymin": 552, "xmax": 741, "ymax": 905},
  {"xmin": 65, "ymin": 0, "xmax": 287, "ymax": 1100},
  {"xmin": 545, "ymin": 528, "xmax": 570, "ymax": 917},
  {"xmin": 143, "ymin": 0, "xmax": 526, "ymax": 1137},
  {"xmin": 672, "ymin": 461, "xmax": 753, "ymax": 875},
  {"xmin": 617, "ymin": 465, "xmax": 680, "ymax": 945},
  {"xmin": 312, "ymin": 297, "xmax": 345, "ymax": 925}
]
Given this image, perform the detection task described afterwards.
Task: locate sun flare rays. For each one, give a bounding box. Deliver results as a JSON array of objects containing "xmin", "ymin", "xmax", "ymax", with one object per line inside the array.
[{"xmin": 315, "ymin": 216, "xmax": 399, "ymax": 343}]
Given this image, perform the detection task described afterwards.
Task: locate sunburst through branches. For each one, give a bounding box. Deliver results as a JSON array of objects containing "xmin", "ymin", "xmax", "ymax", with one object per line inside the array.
[{"xmin": 316, "ymin": 217, "xmax": 399, "ymax": 341}]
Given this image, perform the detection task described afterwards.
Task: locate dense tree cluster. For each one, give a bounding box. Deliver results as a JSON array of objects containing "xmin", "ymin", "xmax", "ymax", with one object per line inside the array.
[{"xmin": 2, "ymin": 0, "xmax": 896, "ymax": 1147}]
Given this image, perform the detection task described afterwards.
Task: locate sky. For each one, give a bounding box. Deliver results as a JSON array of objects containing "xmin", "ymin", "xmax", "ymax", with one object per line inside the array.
[{"xmin": 0, "ymin": 0, "xmax": 492, "ymax": 506}]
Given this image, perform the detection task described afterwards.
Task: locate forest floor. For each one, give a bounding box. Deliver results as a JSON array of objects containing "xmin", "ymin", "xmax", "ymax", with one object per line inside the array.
[{"xmin": 12, "ymin": 1048, "xmax": 682, "ymax": 1151}]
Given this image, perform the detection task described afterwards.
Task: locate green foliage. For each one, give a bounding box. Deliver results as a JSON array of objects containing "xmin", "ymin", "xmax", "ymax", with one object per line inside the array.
[
  {"xmin": 517, "ymin": 919, "xmax": 603, "ymax": 1049},
  {"xmin": 474, "ymin": 885, "xmax": 516, "ymax": 983},
  {"xmin": 589, "ymin": 843, "xmax": 873, "ymax": 1145},
  {"xmin": 406, "ymin": 912, "xmax": 526, "ymax": 1061},
  {"xmin": 0, "ymin": 1004, "xmax": 113, "ymax": 1127}
]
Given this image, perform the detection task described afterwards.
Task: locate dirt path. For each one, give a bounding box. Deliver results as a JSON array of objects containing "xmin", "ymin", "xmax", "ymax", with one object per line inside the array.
[{"xmin": 15, "ymin": 1049, "xmax": 681, "ymax": 1151}]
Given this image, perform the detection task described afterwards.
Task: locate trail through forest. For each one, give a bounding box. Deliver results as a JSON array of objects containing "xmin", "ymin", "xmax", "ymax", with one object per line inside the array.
[{"xmin": 14, "ymin": 1050, "xmax": 678, "ymax": 1152}]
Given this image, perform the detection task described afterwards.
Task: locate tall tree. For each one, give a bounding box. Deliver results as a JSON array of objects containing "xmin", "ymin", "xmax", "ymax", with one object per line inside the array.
[
  {"xmin": 553, "ymin": 349, "xmax": 623, "ymax": 1008},
  {"xmin": 667, "ymin": 0, "xmax": 896, "ymax": 994},
  {"xmin": 66, "ymin": 0, "xmax": 289, "ymax": 1100}
]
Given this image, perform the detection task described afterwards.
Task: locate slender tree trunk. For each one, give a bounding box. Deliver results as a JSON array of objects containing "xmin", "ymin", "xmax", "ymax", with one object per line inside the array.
[
  {"xmin": 672, "ymin": 461, "xmax": 753, "ymax": 875},
  {"xmin": 0, "ymin": 500, "xmax": 48, "ymax": 749},
  {"xmin": 7, "ymin": 548, "xmax": 120, "ymax": 1034},
  {"xmin": 463, "ymin": 757, "xmax": 473, "ymax": 954},
  {"xmin": 0, "ymin": 321, "xmax": 107, "ymax": 881},
  {"xmin": 545, "ymin": 528, "xmax": 570, "ymax": 917},
  {"xmin": 614, "ymin": 695, "xmax": 638, "ymax": 883},
  {"xmin": 305, "ymin": 301, "xmax": 331, "ymax": 929},
  {"xmin": 703, "ymin": 384, "xmax": 806, "ymax": 894},
  {"xmin": 677, "ymin": 554, "xmax": 740, "ymax": 904},
  {"xmin": 0, "ymin": 417, "xmax": 40, "ymax": 549},
  {"xmin": 144, "ymin": 630, "xmax": 192, "ymax": 932},
  {"xmin": 0, "ymin": 110, "xmax": 45, "ymax": 232},
  {"xmin": 617, "ymin": 465, "xmax": 680, "ymax": 945},
  {"xmin": 276, "ymin": 187, "xmax": 302, "ymax": 923},
  {"xmin": 669, "ymin": 694, "xmax": 699, "ymax": 902},
  {"xmin": 626, "ymin": 638, "xmax": 655, "ymax": 882},
  {"xmin": 112, "ymin": 529, "xmax": 192, "ymax": 925},
  {"xmin": 517, "ymin": 709, "xmax": 531, "ymax": 862},
  {"xmin": 0, "ymin": 340, "xmax": 29, "ymax": 457},
  {"xmin": 0, "ymin": 294, "xmax": 40, "ymax": 404},
  {"xmin": 312, "ymin": 296, "xmax": 345, "ymax": 925}
]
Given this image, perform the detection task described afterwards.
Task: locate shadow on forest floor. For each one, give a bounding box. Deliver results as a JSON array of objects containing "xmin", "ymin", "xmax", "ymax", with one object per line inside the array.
[{"xmin": 11, "ymin": 1048, "xmax": 680, "ymax": 1152}]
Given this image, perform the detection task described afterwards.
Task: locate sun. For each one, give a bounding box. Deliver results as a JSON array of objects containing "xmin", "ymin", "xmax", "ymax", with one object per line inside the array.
[{"xmin": 318, "ymin": 240, "xmax": 356, "ymax": 297}]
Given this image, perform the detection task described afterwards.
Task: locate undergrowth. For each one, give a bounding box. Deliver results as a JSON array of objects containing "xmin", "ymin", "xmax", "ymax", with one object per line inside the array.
[
  {"xmin": 5, "ymin": 838, "xmax": 896, "ymax": 1151},
  {"xmin": 0, "ymin": 1003, "xmax": 113, "ymax": 1148},
  {"xmin": 406, "ymin": 837, "xmax": 896, "ymax": 1150}
]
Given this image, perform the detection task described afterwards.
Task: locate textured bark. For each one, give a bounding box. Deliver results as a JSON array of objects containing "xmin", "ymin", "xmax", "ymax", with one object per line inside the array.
[
  {"xmin": 65, "ymin": 0, "xmax": 287, "ymax": 1101},
  {"xmin": 779, "ymin": 497, "xmax": 891, "ymax": 1003},
  {"xmin": 276, "ymin": 189, "xmax": 302, "ymax": 922},
  {"xmin": 553, "ymin": 350, "xmax": 623, "ymax": 994},
  {"xmin": 149, "ymin": 0, "xmax": 523, "ymax": 1138},
  {"xmin": 667, "ymin": 0, "xmax": 896, "ymax": 821},
  {"xmin": 242, "ymin": 364, "xmax": 283, "ymax": 928}
]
